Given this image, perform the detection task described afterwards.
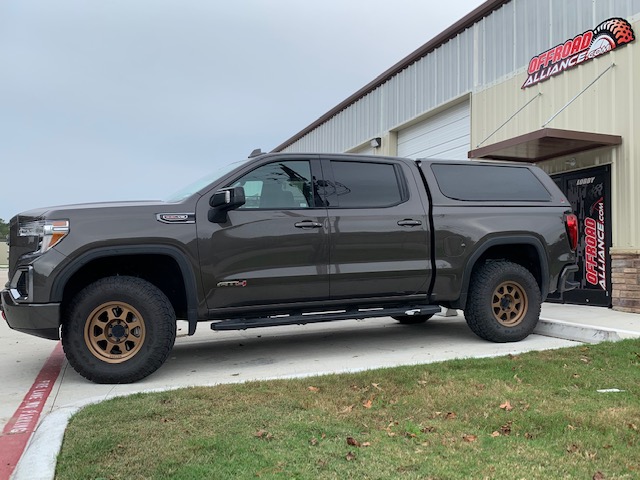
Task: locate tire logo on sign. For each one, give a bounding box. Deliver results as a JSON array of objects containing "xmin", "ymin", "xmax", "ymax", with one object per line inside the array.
[{"xmin": 522, "ymin": 17, "xmax": 635, "ymax": 89}]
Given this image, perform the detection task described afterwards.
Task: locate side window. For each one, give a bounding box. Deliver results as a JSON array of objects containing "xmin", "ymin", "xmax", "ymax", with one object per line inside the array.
[
  {"xmin": 231, "ymin": 161, "xmax": 314, "ymax": 209},
  {"xmin": 430, "ymin": 164, "xmax": 552, "ymax": 202},
  {"xmin": 328, "ymin": 161, "xmax": 404, "ymax": 208}
]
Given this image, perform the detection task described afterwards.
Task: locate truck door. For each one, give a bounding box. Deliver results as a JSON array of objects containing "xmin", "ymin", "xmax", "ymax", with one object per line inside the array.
[
  {"xmin": 322, "ymin": 158, "xmax": 431, "ymax": 300},
  {"xmin": 196, "ymin": 158, "xmax": 329, "ymax": 310}
]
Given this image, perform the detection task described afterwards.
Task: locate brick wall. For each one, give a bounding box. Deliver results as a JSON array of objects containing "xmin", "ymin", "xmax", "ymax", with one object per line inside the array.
[{"xmin": 611, "ymin": 250, "xmax": 640, "ymax": 313}]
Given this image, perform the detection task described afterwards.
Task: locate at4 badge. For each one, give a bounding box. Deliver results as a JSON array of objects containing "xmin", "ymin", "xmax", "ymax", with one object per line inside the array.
[
  {"xmin": 523, "ymin": 18, "xmax": 635, "ymax": 89},
  {"xmin": 217, "ymin": 280, "xmax": 248, "ymax": 287}
]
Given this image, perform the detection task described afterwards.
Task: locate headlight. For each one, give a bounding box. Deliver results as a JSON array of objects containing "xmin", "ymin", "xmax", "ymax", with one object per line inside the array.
[{"xmin": 18, "ymin": 220, "xmax": 70, "ymax": 253}]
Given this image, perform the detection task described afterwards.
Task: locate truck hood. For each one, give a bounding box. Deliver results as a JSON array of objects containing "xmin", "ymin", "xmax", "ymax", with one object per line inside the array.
[{"xmin": 15, "ymin": 200, "xmax": 169, "ymax": 220}]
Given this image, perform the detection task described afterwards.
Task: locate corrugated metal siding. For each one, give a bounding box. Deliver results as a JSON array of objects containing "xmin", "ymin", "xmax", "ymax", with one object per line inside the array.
[
  {"xmin": 349, "ymin": 143, "xmax": 376, "ymax": 155},
  {"xmin": 281, "ymin": 0, "xmax": 640, "ymax": 155},
  {"xmin": 397, "ymin": 100, "xmax": 470, "ymax": 160}
]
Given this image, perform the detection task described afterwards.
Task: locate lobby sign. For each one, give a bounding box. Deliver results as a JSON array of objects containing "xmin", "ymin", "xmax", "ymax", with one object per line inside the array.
[{"xmin": 522, "ymin": 17, "xmax": 635, "ymax": 89}]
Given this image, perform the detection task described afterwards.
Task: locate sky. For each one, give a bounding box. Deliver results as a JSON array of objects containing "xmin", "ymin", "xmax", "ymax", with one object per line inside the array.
[{"xmin": 0, "ymin": 0, "xmax": 485, "ymax": 221}]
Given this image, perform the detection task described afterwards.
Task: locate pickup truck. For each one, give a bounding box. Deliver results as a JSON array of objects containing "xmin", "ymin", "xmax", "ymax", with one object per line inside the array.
[{"xmin": 1, "ymin": 152, "xmax": 579, "ymax": 383}]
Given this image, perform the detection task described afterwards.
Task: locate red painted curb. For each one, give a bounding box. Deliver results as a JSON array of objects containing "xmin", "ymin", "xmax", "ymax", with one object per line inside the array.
[{"xmin": 0, "ymin": 342, "xmax": 65, "ymax": 480}]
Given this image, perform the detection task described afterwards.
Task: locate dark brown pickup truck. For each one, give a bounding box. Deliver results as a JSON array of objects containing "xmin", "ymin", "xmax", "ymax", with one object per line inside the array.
[{"xmin": 1, "ymin": 153, "xmax": 578, "ymax": 383}]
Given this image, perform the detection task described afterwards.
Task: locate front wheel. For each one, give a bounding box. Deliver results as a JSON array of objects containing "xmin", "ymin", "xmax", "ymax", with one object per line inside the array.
[
  {"xmin": 62, "ymin": 276, "xmax": 176, "ymax": 384},
  {"xmin": 464, "ymin": 261, "xmax": 541, "ymax": 343}
]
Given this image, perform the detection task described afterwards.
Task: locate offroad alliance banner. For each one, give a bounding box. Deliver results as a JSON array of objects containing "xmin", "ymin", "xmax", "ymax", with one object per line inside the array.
[
  {"xmin": 523, "ymin": 17, "xmax": 635, "ymax": 89},
  {"xmin": 565, "ymin": 171, "xmax": 608, "ymax": 292}
]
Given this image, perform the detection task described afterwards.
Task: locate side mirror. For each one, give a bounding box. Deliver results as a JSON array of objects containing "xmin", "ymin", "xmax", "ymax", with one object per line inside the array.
[
  {"xmin": 209, "ymin": 187, "xmax": 246, "ymax": 223},
  {"xmin": 210, "ymin": 186, "xmax": 246, "ymax": 209}
]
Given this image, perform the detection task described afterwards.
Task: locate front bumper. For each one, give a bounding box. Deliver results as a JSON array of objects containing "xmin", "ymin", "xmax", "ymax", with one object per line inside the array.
[{"xmin": 1, "ymin": 289, "xmax": 61, "ymax": 340}]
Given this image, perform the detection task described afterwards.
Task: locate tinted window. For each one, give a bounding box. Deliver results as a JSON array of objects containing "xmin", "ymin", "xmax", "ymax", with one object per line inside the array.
[
  {"xmin": 328, "ymin": 161, "xmax": 403, "ymax": 208},
  {"xmin": 431, "ymin": 164, "xmax": 552, "ymax": 202},
  {"xmin": 231, "ymin": 161, "xmax": 314, "ymax": 209}
]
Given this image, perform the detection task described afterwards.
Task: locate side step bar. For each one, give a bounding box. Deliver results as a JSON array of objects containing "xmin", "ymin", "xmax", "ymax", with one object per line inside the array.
[{"xmin": 211, "ymin": 305, "xmax": 441, "ymax": 331}]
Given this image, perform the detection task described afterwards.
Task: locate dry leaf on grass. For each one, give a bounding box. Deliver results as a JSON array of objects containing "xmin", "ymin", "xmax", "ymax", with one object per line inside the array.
[
  {"xmin": 462, "ymin": 434, "xmax": 478, "ymax": 442},
  {"xmin": 340, "ymin": 405, "xmax": 355, "ymax": 414},
  {"xmin": 500, "ymin": 401, "xmax": 513, "ymax": 411},
  {"xmin": 307, "ymin": 386, "xmax": 320, "ymax": 392},
  {"xmin": 500, "ymin": 421, "xmax": 512, "ymax": 435},
  {"xmin": 254, "ymin": 430, "xmax": 273, "ymax": 441},
  {"xmin": 347, "ymin": 436, "xmax": 361, "ymax": 447}
]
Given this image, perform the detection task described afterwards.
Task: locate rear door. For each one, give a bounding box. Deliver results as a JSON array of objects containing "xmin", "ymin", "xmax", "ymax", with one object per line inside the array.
[
  {"xmin": 322, "ymin": 157, "xmax": 431, "ymax": 300},
  {"xmin": 196, "ymin": 157, "xmax": 330, "ymax": 311}
]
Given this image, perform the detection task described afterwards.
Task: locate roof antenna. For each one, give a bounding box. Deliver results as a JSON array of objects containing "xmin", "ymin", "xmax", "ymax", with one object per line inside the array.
[{"xmin": 248, "ymin": 148, "xmax": 264, "ymax": 158}]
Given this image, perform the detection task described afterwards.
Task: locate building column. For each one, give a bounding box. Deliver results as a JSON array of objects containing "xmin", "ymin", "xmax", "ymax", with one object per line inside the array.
[
  {"xmin": 381, "ymin": 131, "xmax": 398, "ymax": 157},
  {"xmin": 611, "ymin": 249, "xmax": 640, "ymax": 313}
]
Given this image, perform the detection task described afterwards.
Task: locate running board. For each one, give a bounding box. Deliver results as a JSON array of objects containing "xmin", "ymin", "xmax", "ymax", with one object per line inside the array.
[{"xmin": 211, "ymin": 305, "xmax": 441, "ymax": 331}]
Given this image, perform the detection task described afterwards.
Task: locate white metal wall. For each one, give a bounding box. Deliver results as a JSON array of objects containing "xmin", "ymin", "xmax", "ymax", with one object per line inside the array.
[
  {"xmin": 397, "ymin": 100, "xmax": 470, "ymax": 160},
  {"xmin": 280, "ymin": 0, "xmax": 640, "ymax": 155},
  {"xmin": 349, "ymin": 143, "xmax": 376, "ymax": 155}
]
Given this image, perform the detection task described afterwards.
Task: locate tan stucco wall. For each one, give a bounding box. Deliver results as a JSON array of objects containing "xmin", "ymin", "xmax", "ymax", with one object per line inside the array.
[{"xmin": 471, "ymin": 17, "xmax": 640, "ymax": 250}]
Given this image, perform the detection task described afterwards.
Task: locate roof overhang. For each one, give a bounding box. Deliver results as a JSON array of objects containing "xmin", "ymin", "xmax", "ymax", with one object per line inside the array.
[{"xmin": 468, "ymin": 128, "xmax": 622, "ymax": 162}]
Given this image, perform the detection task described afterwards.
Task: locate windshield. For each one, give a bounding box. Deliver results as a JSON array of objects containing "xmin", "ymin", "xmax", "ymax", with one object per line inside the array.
[{"xmin": 164, "ymin": 158, "xmax": 251, "ymax": 202}]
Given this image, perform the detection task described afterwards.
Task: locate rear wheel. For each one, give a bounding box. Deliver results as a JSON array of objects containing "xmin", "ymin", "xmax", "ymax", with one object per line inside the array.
[
  {"xmin": 62, "ymin": 276, "xmax": 176, "ymax": 384},
  {"xmin": 464, "ymin": 261, "xmax": 540, "ymax": 342},
  {"xmin": 392, "ymin": 314, "xmax": 433, "ymax": 324}
]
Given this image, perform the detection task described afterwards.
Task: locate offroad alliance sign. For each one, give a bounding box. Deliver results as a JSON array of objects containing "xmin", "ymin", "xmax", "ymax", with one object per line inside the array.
[{"xmin": 522, "ymin": 17, "xmax": 635, "ymax": 89}]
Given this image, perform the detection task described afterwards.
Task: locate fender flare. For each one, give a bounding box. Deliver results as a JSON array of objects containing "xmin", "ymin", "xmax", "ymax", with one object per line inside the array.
[
  {"xmin": 51, "ymin": 245, "xmax": 200, "ymax": 334},
  {"xmin": 454, "ymin": 235, "xmax": 549, "ymax": 310}
]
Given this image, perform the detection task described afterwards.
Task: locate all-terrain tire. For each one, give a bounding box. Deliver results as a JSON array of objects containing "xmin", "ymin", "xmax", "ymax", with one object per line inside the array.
[
  {"xmin": 392, "ymin": 314, "xmax": 433, "ymax": 324},
  {"xmin": 464, "ymin": 261, "xmax": 541, "ymax": 343},
  {"xmin": 62, "ymin": 276, "xmax": 176, "ymax": 384}
]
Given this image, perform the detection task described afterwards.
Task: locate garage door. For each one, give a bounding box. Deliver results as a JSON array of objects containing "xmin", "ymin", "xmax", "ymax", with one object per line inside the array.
[{"xmin": 397, "ymin": 100, "xmax": 470, "ymax": 160}]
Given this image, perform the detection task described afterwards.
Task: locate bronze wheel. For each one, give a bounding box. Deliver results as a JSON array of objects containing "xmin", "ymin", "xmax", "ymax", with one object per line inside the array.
[
  {"xmin": 63, "ymin": 276, "xmax": 176, "ymax": 384},
  {"xmin": 84, "ymin": 302, "xmax": 146, "ymax": 363},
  {"xmin": 464, "ymin": 261, "xmax": 541, "ymax": 343},
  {"xmin": 491, "ymin": 281, "xmax": 528, "ymax": 327}
]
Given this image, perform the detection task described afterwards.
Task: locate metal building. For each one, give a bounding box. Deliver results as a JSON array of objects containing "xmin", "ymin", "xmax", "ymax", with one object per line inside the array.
[{"xmin": 273, "ymin": 0, "xmax": 640, "ymax": 312}]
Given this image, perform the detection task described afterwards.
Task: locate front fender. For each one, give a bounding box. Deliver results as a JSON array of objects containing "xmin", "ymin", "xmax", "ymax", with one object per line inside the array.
[{"xmin": 50, "ymin": 245, "xmax": 201, "ymax": 334}]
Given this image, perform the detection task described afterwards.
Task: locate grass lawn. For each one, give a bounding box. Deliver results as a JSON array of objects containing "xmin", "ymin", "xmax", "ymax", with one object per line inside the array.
[{"xmin": 56, "ymin": 339, "xmax": 640, "ymax": 479}]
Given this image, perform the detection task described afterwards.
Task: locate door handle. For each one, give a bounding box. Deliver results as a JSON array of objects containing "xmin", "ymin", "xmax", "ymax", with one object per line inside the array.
[
  {"xmin": 294, "ymin": 221, "xmax": 323, "ymax": 229},
  {"xmin": 397, "ymin": 219, "xmax": 422, "ymax": 227}
]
